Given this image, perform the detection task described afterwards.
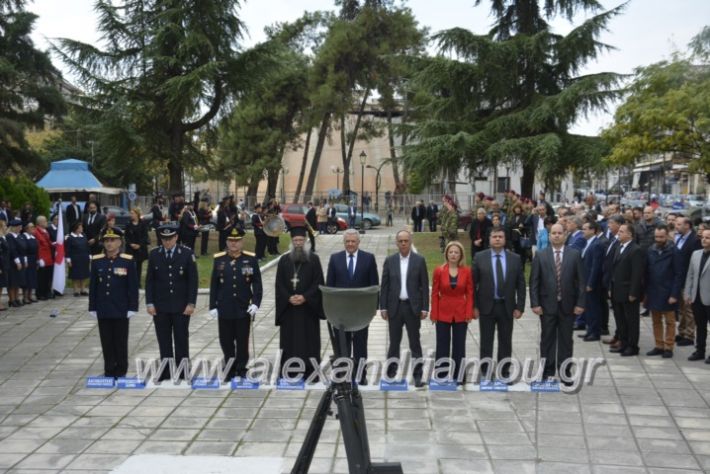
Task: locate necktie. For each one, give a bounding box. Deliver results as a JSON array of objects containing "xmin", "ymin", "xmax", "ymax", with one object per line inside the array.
[
  {"xmin": 89, "ymin": 214, "xmax": 94, "ymax": 226},
  {"xmin": 167, "ymin": 249, "xmax": 173, "ymax": 260},
  {"xmin": 495, "ymin": 254, "xmax": 504, "ymax": 299},
  {"xmin": 348, "ymin": 253, "xmax": 354, "ymax": 280},
  {"xmin": 555, "ymin": 250, "xmax": 562, "ymax": 301}
]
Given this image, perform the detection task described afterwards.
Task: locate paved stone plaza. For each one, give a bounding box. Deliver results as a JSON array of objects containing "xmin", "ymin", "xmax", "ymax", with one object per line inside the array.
[{"xmin": 1, "ymin": 229, "xmax": 710, "ymax": 473}]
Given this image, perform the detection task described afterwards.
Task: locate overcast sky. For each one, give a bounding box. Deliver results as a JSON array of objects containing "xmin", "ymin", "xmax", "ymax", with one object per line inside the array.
[{"xmin": 29, "ymin": 0, "xmax": 710, "ymax": 136}]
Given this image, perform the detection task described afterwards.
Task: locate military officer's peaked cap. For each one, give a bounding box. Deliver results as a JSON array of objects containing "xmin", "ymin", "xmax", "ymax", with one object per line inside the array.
[
  {"xmin": 8, "ymin": 218, "xmax": 22, "ymax": 227},
  {"xmin": 227, "ymin": 226, "xmax": 245, "ymax": 241},
  {"xmin": 102, "ymin": 227, "xmax": 124, "ymax": 240},
  {"xmin": 158, "ymin": 223, "xmax": 178, "ymax": 238}
]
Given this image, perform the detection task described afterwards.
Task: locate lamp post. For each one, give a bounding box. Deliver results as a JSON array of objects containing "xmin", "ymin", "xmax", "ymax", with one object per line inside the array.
[
  {"xmin": 366, "ymin": 161, "xmax": 387, "ymax": 212},
  {"xmin": 281, "ymin": 166, "xmax": 288, "ymax": 203},
  {"xmin": 331, "ymin": 166, "xmax": 344, "ymax": 193},
  {"xmin": 359, "ymin": 150, "xmax": 367, "ymax": 232}
]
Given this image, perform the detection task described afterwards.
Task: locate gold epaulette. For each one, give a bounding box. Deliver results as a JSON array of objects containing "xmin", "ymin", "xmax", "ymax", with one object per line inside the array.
[
  {"xmin": 120, "ymin": 253, "xmax": 133, "ymax": 260},
  {"xmin": 91, "ymin": 253, "xmax": 105, "ymax": 260},
  {"xmin": 213, "ymin": 251, "xmax": 226, "ymax": 258},
  {"xmin": 242, "ymin": 251, "xmax": 255, "ymax": 257}
]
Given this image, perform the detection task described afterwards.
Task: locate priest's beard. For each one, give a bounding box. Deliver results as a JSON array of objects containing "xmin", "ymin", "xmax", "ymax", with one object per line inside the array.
[{"xmin": 289, "ymin": 244, "xmax": 310, "ymax": 263}]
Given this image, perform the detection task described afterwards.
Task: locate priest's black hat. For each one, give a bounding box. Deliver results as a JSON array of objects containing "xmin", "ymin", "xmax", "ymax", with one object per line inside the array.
[{"xmin": 289, "ymin": 226, "xmax": 307, "ymax": 238}]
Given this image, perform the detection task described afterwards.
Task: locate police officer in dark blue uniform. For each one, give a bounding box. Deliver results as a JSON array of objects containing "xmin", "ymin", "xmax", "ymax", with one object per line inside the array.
[
  {"xmin": 88, "ymin": 227, "xmax": 139, "ymax": 378},
  {"xmin": 145, "ymin": 223, "xmax": 198, "ymax": 381},
  {"xmin": 210, "ymin": 226, "xmax": 263, "ymax": 380}
]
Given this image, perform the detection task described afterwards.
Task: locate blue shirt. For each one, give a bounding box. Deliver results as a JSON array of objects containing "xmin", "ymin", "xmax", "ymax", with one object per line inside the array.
[{"xmin": 491, "ymin": 249, "xmax": 507, "ymax": 299}]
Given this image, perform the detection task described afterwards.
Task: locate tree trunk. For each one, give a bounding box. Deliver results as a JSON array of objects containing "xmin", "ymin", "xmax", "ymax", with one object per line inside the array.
[
  {"xmin": 266, "ymin": 169, "xmax": 279, "ymax": 201},
  {"xmin": 303, "ymin": 112, "xmax": 331, "ymax": 202},
  {"xmin": 293, "ymin": 127, "xmax": 312, "ymax": 202},
  {"xmin": 343, "ymin": 89, "xmax": 370, "ymax": 200},
  {"xmin": 340, "ymin": 113, "xmax": 351, "ymax": 195},
  {"xmin": 168, "ymin": 129, "xmax": 184, "ymax": 194},
  {"xmin": 386, "ymin": 112, "xmax": 401, "ymax": 189},
  {"xmin": 521, "ymin": 161, "xmax": 535, "ymax": 200}
]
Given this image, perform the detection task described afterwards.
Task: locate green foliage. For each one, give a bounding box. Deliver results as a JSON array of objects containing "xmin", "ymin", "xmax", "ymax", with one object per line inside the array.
[
  {"xmin": 0, "ymin": 175, "xmax": 51, "ymax": 218},
  {"xmin": 0, "ymin": 0, "xmax": 66, "ymax": 173},
  {"xmin": 403, "ymin": 0, "xmax": 625, "ymax": 197},
  {"xmin": 603, "ymin": 28, "xmax": 710, "ymax": 175},
  {"xmin": 53, "ymin": 0, "xmax": 249, "ymax": 193}
]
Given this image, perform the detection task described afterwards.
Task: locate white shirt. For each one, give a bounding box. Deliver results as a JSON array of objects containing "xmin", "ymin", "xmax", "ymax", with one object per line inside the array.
[
  {"xmin": 619, "ymin": 241, "xmax": 630, "ymax": 255},
  {"xmin": 345, "ymin": 250, "xmax": 358, "ymax": 275},
  {"xmin": 399, "ymin": 252, "xmax": 410, "ymax": 300},
  {"xmin": 537, "ymin": 215, "xmax": 545, "ymax": 234},
  {"xmin": 552, "ymin": 245, "xmax": 565, "ymax": 263}
]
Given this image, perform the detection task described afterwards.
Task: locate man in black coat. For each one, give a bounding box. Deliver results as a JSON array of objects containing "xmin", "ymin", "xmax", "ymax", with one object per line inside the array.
[
  {"xmin": 84, "ymin": 201, "xmax": 106, "ymax": 255},
  {"xmin": 66, "ymin": 196, "xmax": 82, "ymax": 231},
  {"xmin": 674, "ymin": 216, "xmax": 702, "ymax": 346},
  {"xmin": 602, "ymin": 215, "xmax": 624, "ymax": 342},
  {"xmin": 411, "ymin": 201, "xmax": 425, "ymax": 232},
  {"xmin": 473, "ymin": 226, "xmax": 526, "ymax": 380},
  {"xmin": 609, "ymin": 223, "xmax": 645, "ymax": 356},
  {"xmin": 305, "ymin": 202, "xmax": 317, "ymax": 252},
  {"xmin": 530, "ymin": 223, "xmax": 585, "ymax": 381},
  {"xmin": 145, "ymin": 223, "xmax": 199, "ymax": 381},
  {"xmin": 426, "ymin": 202, "xmax": 438, "ymax": 232}
]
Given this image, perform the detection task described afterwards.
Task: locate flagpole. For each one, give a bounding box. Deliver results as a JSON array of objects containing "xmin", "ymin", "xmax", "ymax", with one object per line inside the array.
[{"xmin": 52, "ymin": 207, "xmax": 66, "ymax": 296}]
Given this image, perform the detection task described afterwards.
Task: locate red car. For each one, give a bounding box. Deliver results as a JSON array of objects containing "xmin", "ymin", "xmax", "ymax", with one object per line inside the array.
[{"xmin": 280, "ymin": 203, "xmax": 347, "ymax": 234}]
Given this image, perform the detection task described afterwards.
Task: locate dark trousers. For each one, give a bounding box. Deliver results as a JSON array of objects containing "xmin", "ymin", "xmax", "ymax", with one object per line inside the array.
[
  {"xmin": 308, "ymin": 232, "xmax": 316, "ymax": 252},
  {"xmin": 692, "ymin": 301, "xmax": 710, "ymax": 354},
  {"xmin": 182, "ymin": 233, "xmax": 196, "ymax": 251},
  {"xmin": 218, "ymin": 230, "xmax": 228, "ymax": 251},
  {"xmin": 153, "ymin": 312, "xmax": 190, "ymax": 380},
  {"xmin": 267, "ymin": 235, "xmax": 279, "ymax": 255},
  {"xmin": 332, "ymin": 325, "xmax": 368, "ymax": 378},
  {"xmin": 584, "ymin": 289, "xmax": 602, "ymax": 338},
  {"xmin": 540, "ymin": 303, "xmax": 574, "ymax": 378},
  {"xmin": 601, "ymin": 289, "xmax": 610, "ymax": 333},
  {"xmin": 218, "ymin": 317, "xmax": 250, "ymax": 379},
  {"xmin": 37, "ymin": 266, "xmax": 53, "ymax": 298},
  {"xmin": 412, "ymin": 219, "xmax": 423, "ymax": 232},
  {"xmin": 386, "ymin": 303, "xmax": 423, "ymax": 379},
  {"xmin": 612, "ymin": 299, "xmax": 640, "ymax": 350},
  {"xmin": 435, "ymin": 321, "xmax": 467, "ymax": 381},
  {"xmin": 429, "ymin": 218, "xmax": 437, "ymax": 232},
  {"xmin": 254, "ymin": 233, "xmax": 267, "ymax": 259},
  {"xmin": 97, "ymin": 318, "xmax": 129, "ymax": 378},
  {"xmin": 200, "ymin": 230, "xmax": 210, "ymax": 256},
  {"xmin": 479, "ymin": 301, "xmax": 513, "ymax": 378},
  {"xmin": 134, "ymin": 259, "xmax": 144, "ymax": 289}
]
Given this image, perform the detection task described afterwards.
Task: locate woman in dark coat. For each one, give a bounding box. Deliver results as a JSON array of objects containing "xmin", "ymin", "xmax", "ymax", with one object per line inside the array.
[
  {"xmin": 124, "ymin": 208, "xmax": 150, "ymax": 286},
  {"xmin": 0, "ymin": 220, "xmax": 9, "ymax": 311},
  {"xmin": 5, "ymin": 218, "xmax": 27, "ymax": 307},
  {"xmin": 21, "ymin": 222, "xmax": 39, "ymax": 304},
  {"xmin": 507, "ymin": 203, "xmax": 530, "ymax": 270},
  {"xmin": 65, "ymin": 221, "xmax": 90, "ymax": 296}
]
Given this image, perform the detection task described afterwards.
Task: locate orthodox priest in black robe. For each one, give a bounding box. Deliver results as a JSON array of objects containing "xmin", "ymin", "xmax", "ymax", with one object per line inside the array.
[{"xmin": 275, "ymin": 226, "xmax": 324, "ymax": 381}]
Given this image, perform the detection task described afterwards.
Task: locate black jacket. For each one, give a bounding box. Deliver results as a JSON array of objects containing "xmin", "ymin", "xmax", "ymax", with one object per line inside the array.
[{"xmin": 145, "ymin": 245, "xmax": 198, "ymax": 313}]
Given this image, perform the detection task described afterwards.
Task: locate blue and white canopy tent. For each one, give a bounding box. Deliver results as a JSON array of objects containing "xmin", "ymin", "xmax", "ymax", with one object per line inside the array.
[{"xmin": 36, "ymin": 158, "xmax": 121, "ymax": 195}]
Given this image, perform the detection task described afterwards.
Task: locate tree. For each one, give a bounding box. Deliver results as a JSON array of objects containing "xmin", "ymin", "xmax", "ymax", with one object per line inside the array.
[
  {"xmin": 603, "ymin": 27, "xmax": 710, "ymax": 176},
  {"xmin": 0, "ymin": 0, "xmax": 65, "ymax": 174},
  {"xmin": 54, "ymin": 0, "xmax": 251, "ymax": 194},
  {"xmin": 301, "ymin": 1, "xmax": 425, "ymax": 200},
  {"xmin": 404, "ymin": 0, "xmax": 625, "ymax": 198}
]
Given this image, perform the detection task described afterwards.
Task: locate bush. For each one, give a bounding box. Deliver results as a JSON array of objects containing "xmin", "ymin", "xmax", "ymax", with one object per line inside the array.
[{"xmin": 0, "ymin": 176, "xmax": 51, "ymax": 220}]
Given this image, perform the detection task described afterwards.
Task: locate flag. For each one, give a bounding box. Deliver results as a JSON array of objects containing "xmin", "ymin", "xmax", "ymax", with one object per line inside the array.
[{"xmin": 52, "ymin": 211, "xmax": 66, "ymax": 295}]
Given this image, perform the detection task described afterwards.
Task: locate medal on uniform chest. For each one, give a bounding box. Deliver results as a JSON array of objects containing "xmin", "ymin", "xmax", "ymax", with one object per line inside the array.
[{"xmin": 242, "ymin": 263, "xmax": 253, "ymax": 283}]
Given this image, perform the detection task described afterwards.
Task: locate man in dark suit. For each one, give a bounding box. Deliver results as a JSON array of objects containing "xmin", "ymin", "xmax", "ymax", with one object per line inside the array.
[
  {"xmin": 348, "ymin": 202, "xmax": 357, "ymax": 229},
  {"xmin": 602, "ymin": 215, "xmax": 624, "ymax": 342},
  {"xmin": 565, "ymin": 216, "xmax": 586, "ymax": 251},
  {"xmin": 473, "ymin": 226, "xmax": 526, "ymax": 380},
  {"xmin": 411, "ymin": 201, "xmax": 425, "ymax": 232},
  {"xmin": 675, "ymin": 216, "xmax": 701, "ymax": 346},
  {"xmin": 380, "ymin": 229, "xmax": 429, "ymax": 387},
  {"xmin": 66, "ymin": 196, "xmax": 82, "ymax": 232},
  {"xmin": 426, "ymin": 202, "xmax": 438, "ymax": 232},
  {"xmin": 578, "ymin": 221, "xmax": 604, "ymax": 341},
  {"xmin": 609, "ymin": 223, "xmax": 645, "ymax": 356},
  {"xmin": 145, "ymin": 223, "xmax": 199, "ymax": 381},
  {"xmin": 469, "ymin": 207, "xmax": 492, "ymax": 260},
  {"xmin": 530, "ymin": 223, "xmax": 585, "ymax": 381},
  {"xmin": 84, "ymin": 201, "xmax": 107, "ymax": 254},
  {"xmin": 326, "ymin": 228, "xmax": 379, "ymax": 384},
  {"xmin": 305, "ymin": 202, "xmax": 317, "ymax": 252}
]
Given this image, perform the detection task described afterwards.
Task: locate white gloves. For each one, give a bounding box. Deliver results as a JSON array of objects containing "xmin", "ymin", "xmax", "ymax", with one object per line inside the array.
[
  {"xmin": 38, "ymin": 259, "xmax": 45, "ymax": 268},
  {"xmin": 127, "ymin": 311, "xmax": 136, "ymax": 319},
  {"xmin": 209, "ymin": 308, "xmax": 218, "ymax": 318},
  {"xmin": 89, "ymin": 311, "xmax": 97, "ymax": 318},
  {"xmin": 247, "ymin": 304, "xmax": 258, "ymax": 318}
]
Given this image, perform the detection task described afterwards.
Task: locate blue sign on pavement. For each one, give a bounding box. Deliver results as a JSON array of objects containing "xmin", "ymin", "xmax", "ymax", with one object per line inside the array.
[{"xmin": 86, "ymin": 376, "xmax": 116, "ymax": 388}]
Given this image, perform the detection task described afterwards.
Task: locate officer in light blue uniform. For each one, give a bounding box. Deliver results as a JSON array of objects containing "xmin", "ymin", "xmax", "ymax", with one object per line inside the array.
[
  {"xmin": 145, "ymin": 223, "xmax": 198, "ymax": 381},
  {"xmin": 88, "ymin": 227, "xmax": 139, "ymax": 378},
  {"xmin": 210, "ymin": 226, "xmax": 263, "ymax": 380}
]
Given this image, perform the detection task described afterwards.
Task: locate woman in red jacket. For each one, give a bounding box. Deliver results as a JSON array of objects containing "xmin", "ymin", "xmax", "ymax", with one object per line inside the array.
[
  {"xmin": 34, "ymin": 216, "xmax": 55, "ymax": 300},
  {"xmin": 431, "ymin": 240, "xmax": 474, "ymax": 384}
]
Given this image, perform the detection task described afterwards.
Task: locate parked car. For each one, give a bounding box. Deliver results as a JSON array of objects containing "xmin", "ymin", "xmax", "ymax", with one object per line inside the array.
[{"xmin": 332, "ymin": 204, "xmax": 381, "ymax": 229}]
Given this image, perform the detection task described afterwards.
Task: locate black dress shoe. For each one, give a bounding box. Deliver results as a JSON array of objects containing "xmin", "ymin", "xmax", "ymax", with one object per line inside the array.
[
  {"xmin": 583, "ymin": 335, "xmax": 600, "ymax": 342},
  {"xmin": 621, "ymin": 348, "xmax": 639, "ymax": 357},
  {"xmin": 80, "ymin": 291, "xmax": 89, "ymax": 296},
  {"xmin": 640, "ymin": 309, "xmax": 650, "ymax": 317},
  {"xmin": 573, "ymin": 325, "xmax": 586, "ymax": 331},
  {"xmin": 662, "ymin": 350, "xmax": 673, "ymax": 358},
  {"xmin": 646, "ymin": 348, "xmax": 664, "ymax": 356},
  {"xmin": 609, "ymin": 345, "xmax": 625, "ymax": 353},
  {"xmin": 688, "ymin": 352, "xmax": 705, "ymax": 361},
  {"xmin": 577, "ymin": 333, "xmax": 588, "ymax": 339},
  {"xmin": 677, "ymin": 338, "xmax": 694, "ymax": 346}
]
